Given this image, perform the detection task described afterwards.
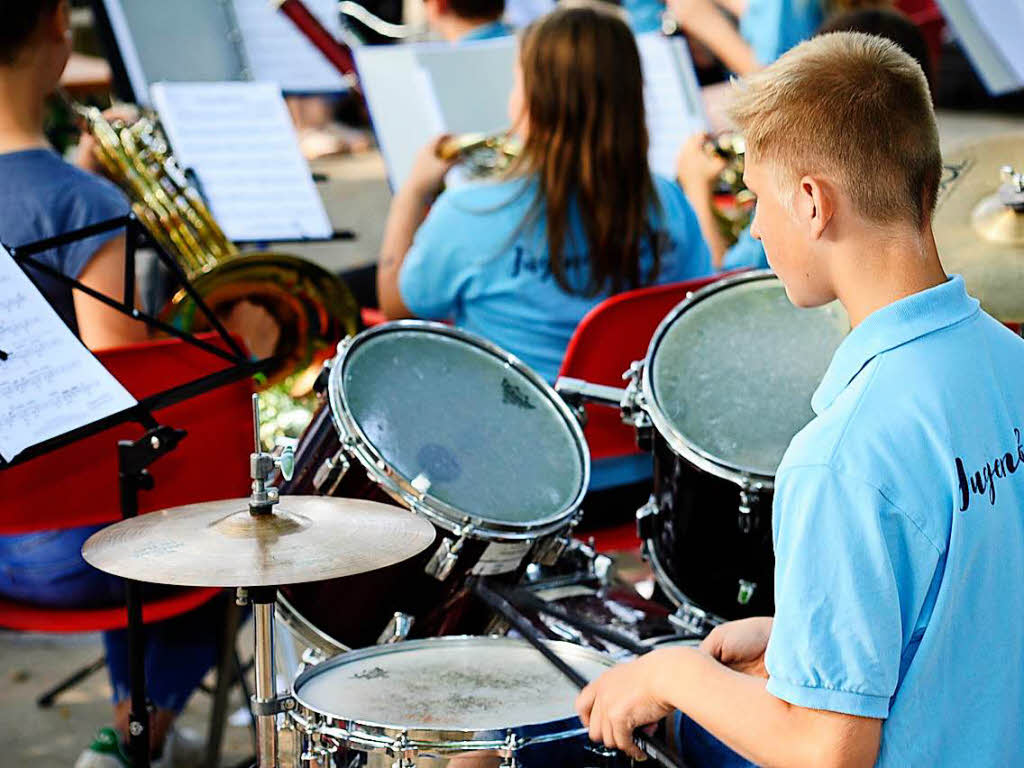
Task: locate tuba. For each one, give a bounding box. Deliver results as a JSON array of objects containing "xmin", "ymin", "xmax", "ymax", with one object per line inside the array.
[
  {"xmin": 74, "ymin": 102, "xmax": 359, "ymax": 443},
  {"xmin": 436, "ymin": 131, "xmax": 522, "ymax": 178}
]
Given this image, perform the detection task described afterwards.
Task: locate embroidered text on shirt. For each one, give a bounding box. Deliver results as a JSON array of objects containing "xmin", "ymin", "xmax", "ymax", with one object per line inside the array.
[{"xmin": 955, "ymin": 428, "xmax": 1024, "ymax": 511}]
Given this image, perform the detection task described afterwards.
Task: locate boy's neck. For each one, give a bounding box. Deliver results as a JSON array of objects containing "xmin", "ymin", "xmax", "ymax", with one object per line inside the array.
[
  {"xmin": 830, "ymin": 224, "xmax": 948, "ymax": 328},
  {"xmin": 0, "ymin": 67, "xmax": 49, "ymax": 154}
]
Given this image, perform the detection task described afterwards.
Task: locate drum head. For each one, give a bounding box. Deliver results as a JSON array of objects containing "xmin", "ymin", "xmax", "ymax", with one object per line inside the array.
[
  {"xmin": 332, "ymin": 325, "xmax": 587, "ymax": 531},
  {"xmin": 292, "ymin": 636, "xmax": 613, "ymax": 732},
  {"xmin": 648, "ymin": 274, "xmax": 849, "ymax": 479}
]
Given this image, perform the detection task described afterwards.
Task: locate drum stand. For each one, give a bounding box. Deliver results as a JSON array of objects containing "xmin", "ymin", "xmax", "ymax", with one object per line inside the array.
[{"xmin": 2, "ymin": 215, "xmax": 271, "ymax": 768}]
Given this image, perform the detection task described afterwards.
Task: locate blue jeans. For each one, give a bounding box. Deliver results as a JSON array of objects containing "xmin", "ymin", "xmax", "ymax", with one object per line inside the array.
[
  {"xmin": 677, "ymin": 713, "xmax": 757, "ymax": 767},
  {"xmin": 0, "ymin": 526, "xmax": 220, "ymax": 713}
]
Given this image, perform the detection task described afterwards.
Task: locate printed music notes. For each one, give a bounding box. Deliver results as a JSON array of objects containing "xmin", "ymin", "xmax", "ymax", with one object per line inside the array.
[
  {"xmin": 151, "ymin": 81, "xmax": 333, "ymax": 243},
  {"xmin": 0, "ymin": 246, "xmax": 136, "ymax": 462},
  {"xmin": 637, "ymin": 32, "xmax": 708, "ymax": 179}
]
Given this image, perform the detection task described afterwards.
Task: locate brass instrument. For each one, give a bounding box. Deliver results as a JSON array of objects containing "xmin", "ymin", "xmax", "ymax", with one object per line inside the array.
[
  {"xmin": 706, "ymin": 132, "xmax": 756, "ymax": 245},
  {"xmin": 75, "ymin": 103, "xmax": 359, "ymax": 443},
  {"xmin": 436, "ymin": 131, "xmax": 522, "ymax": 178}
]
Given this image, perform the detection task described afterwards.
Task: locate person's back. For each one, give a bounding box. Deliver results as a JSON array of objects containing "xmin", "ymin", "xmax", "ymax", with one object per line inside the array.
[
  {"xmin": 777, "ymin": 282, "xmax": 1024, "ymax": 765},
  {"xmin": 398, "ymin": 172, "xmax": 709, "ymax": 382}
]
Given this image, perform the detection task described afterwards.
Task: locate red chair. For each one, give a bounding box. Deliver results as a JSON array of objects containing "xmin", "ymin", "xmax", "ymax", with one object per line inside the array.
[
  {"xmin": 0, "ymin": 334, "xmax": 254, "ymax": 764},
  {"xmin": 557, "ymin": 274, "xmax": 729, "ymax": 551}
]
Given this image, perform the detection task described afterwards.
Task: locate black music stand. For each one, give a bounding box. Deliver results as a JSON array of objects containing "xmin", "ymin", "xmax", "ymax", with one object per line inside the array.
[{"xmin": 0, "ymin": 213, "xmax": 272, "ymax": 768}]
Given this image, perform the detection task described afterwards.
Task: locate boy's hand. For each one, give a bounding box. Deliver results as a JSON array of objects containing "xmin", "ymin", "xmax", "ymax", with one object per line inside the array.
[
  {"xmin": 575, "ymin": 648, "xmax": 683, "ymax": 761},
  {"xmin": 74, "ymin": 105, "xmax": 140, "ymax": 176},
  {"xmin": 700, "ymin": 616, "xmax": 773, "ymax": 678}
]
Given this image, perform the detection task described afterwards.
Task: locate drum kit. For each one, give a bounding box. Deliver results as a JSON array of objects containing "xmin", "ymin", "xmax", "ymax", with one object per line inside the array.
[{"xmin": 76, "ymin": 132, "xmax": 1024, "ymax": 766}]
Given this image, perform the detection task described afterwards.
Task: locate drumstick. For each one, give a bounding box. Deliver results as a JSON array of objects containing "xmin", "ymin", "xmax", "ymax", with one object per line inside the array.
[
  {"xmin": 471, "ymin": 578, "xmax": 685, "ymax": 768},
  {"xmin": 489, "ymin": 581, "xmax": 650, "ymax": 657}
]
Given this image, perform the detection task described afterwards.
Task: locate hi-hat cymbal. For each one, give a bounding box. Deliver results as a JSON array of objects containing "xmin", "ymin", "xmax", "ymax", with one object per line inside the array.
[
  {"xmin": 934, "ymin": 133, "xmax": 1024, "ymax": 322},
  {"xmin": 82, "ymin": 496, "xmax": 435, "ymax": 588}
]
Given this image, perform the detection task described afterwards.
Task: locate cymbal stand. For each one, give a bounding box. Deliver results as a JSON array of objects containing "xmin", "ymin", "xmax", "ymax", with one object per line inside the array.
[{"xmin": 238, "ymin": 396, "xmax": 297, "ymax": 768}]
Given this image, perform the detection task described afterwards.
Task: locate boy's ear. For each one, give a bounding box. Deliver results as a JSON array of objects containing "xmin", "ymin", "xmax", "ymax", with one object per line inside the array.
[{"xmin": 797, "ymin": 174, "xmax": 835, "ymax": 240}]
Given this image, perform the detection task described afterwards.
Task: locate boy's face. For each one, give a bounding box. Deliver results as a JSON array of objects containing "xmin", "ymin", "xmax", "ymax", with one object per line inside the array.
[{"xmin": 745, "ymin": 156, "xmax": 836, "ymax": 309}]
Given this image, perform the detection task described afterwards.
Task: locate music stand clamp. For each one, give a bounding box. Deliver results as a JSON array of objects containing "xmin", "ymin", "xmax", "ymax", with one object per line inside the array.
[{"xmin": 2, "ymin": 214, "xmax": 269, "ymax": 768}]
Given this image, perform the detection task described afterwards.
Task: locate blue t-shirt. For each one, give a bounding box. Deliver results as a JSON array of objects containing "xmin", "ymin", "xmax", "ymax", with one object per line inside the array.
[
  {"xmin": 0, "ymin": 148, "xmax": 129, "ymax": 335},
  {"xmin": 399, "ymin": 174, "xmax": 712, "ymax": 384},
  {"xmin": 459, "ymin": 20, "xmax": 515, "ymax": 41},
  {"xmin": 740, "ymin": 0, "xmax": 823, "ymax": 66},
  {"xmin": 766, "ymin": 276, "xmax": 1024, "ymax": 765},
  {"xmin": 721, "ymin": 226, "xmax": 768, "ymax": 272}
]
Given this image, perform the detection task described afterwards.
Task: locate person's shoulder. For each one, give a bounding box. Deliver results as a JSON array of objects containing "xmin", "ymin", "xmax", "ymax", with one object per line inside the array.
[
  {"xmin": 651, "ymin": 173, "xmax": 686, "ymax": 208},
  {"xmin": 33, "ymin": 155, "xmax": 129, "ymax": 220},
  {"xmin": 440, "ymin": 176, "xmax": 534, "ymax": 211}
]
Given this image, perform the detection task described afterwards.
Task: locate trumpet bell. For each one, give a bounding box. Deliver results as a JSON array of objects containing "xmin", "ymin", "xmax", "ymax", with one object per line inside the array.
[{"xmin": 161, "ymin": 252, "xmax": 360, "ymax": 389}]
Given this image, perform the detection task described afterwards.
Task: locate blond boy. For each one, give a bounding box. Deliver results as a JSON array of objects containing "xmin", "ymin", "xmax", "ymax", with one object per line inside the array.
[{"xmin": 577, "ymin": 32, "xmax": 1024, "ymax": 767}]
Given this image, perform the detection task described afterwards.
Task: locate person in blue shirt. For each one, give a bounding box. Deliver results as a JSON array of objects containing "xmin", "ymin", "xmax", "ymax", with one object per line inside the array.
[
  {"xmin": 575, "ymin": 31, "xmax": 1024, "ymax": 768},
  {"xmin": 0, "ymin": 4, "xmax": 236, "ymax": 767},
  {"xmin": 376, "ymin": 2, "xmax": 711, "ymax": 384},
  {"xmin": 423, "ymin": 0, "xmax": 514, "ymax": 41},
  {"xmin": 677, "ymin": 6, "xmax": 932, "ymax": 273}
]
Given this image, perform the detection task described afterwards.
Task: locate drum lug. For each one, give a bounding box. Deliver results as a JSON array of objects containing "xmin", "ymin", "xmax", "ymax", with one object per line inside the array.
[
  {"xmin": 669, "ymin": 600, "xmax": 715, "ymax": 637},
  {"xmin": 424, "ymin": 532, "xmax": 466, "ymax": 581},
  {"xmin": 635, "ymin": 496, "xmax": 659, "ymax": 541},
  {"xmin": 737, "ymin": 480, "xmax": 766, "ymax": 535},
  {"xmin": 377, "ymin": 611, "xmax": 415, "ymax": 644},
  {"xmin": 301, "ymin": 731, "xmax": 339, "ymax": 767},
  {"xmin": 499, "ymin": 732, "xmax": 521, "ymax": 767},
  {"xmin": 621, "ymin": 364, "xmax": 653, "ymax": 450},
  {"xmin": 312, "ymin": 449, "xmax": 350, "ymax": 495},
  {"xmin": 388, "ymin": 734, "xmax": 418, "ymax": 767},
  {"xmin": 335, "ymin": 335, "xmax": 355, "ymax": 356},
  {"xmin": 297, "ymin": 646, "xmax": 327, "ymax": 676},
  {"xmin": 534, "ymin": 514, "xmax": 579, "ymax": 567},
  {"xmin": 311, "ymin": 358, "xmax": 332, "ymax": 396}
]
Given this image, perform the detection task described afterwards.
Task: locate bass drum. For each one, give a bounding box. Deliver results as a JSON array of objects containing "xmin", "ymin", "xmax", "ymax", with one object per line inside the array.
[
  {"xmin": 278, "ymin": 321, "xmax": 590, "ymax": 661},
  {"xmin": 633, "ymin": 271, "xmax": 849, "ymax": 623}
]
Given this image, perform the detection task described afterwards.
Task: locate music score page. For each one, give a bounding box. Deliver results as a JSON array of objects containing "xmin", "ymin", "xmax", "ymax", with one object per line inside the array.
[{"xmin": 0, "ymin": 246, "xmax": 136, "ymax": 462}]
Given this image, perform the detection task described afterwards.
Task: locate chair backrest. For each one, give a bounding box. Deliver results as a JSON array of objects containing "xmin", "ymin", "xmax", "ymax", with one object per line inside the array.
[
  {"xmin": 0, "ymin": 335, "xmax": 254, "ymax": 535},
  {"xmin": 557, "ymin": 274, "xmax": 725, "ymax": 461}
]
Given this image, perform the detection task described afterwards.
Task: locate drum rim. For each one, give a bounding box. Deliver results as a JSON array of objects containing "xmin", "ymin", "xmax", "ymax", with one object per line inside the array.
[
  {"xmin": 326, "ymin": 320, "xmax": 590, "ymax": 540},
  {"xmin": 640, "ymin": 269, "xmax": 785, "ymax": 488},
  {"xmin": 289, "ymin": 635, "xmax": 615, "ymax": 750}
]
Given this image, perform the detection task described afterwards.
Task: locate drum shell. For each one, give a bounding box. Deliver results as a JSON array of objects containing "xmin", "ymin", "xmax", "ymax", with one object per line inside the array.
[
  {"xmin": 281, "ymin": 403, "xmax": 549, "ymax": 651},
  {"xmin": 645, "ymin": 429, "xmax": 775, "ymax": 621}
]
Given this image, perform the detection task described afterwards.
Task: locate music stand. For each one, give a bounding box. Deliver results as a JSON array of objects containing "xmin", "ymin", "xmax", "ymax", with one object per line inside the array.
[{"xmin": 0, "ymin": 213, "xmax": 271, "ymax": 768}]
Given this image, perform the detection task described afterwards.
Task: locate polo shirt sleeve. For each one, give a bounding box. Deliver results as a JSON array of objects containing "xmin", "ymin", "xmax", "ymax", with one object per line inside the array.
[
  {"xmin": 765, "ymin": 464, "xmax": 933, "ymax": 719},
  {"xmin": 398, "ymin": 192, "xmax": 474, "ymax": 320}
]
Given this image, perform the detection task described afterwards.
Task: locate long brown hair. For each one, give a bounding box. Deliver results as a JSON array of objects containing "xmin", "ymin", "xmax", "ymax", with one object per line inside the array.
[{"xmin": 514, "ymin": 2, "xmax": 661, "ymax": 296}]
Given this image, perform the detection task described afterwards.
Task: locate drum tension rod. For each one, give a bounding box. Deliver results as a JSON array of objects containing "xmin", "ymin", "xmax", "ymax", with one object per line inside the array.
[{"xmin": 470, "ymin": 577, "xmax": 685, "ymax": 768}]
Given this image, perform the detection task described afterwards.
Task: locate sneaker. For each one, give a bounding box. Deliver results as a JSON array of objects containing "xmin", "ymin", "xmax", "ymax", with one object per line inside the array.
[
  {"xmin": 74, "ymin": 728, "xmax": 131, "ymax": 768},
  {"xmin": 73, "ymin": 726, "xmax": 205, "ymax": 768}
]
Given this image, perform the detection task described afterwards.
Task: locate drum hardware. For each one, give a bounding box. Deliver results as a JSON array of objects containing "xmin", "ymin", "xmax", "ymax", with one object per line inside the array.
[
  {"xmin": 471, "ymin": 578, "xmax": 684, "ymax": 767},
  {"xmin": 377, "ymin": 612, "xmax": 416, "ymax": 644},
  {"xmin": 934, "ymin": 134, "xmax": 1024, "ymax": 323},
  {"xmin": 424, "ymin": 528, "xmax": 469, "ymax": 581},
  {"xmin": 635, "ymin": 496, "xmax": 660, "ymax": 541},
  {"xmin": 299, "ymin": 647, "xmax": 328, "ymax": 673},
  {"xmin": 312, "ymin": 448, "xmax": 351, "ymax": 495},
  {"xmin": 83, "ymin": 399, "xmax": 435, "ymax": 768},
  {"xmin": 667, "ymin": 602, "xmax": 716, "ymax": 637},
  {"xmin": 736, "ymin": 481, "xmax": 766, "ymax": 535}
]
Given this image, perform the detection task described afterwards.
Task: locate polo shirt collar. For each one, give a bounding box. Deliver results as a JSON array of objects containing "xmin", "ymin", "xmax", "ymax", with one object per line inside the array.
[
  {"xmin": 459, "ymin": 20, "xmax": 513, "ymax": 41},
  {"xmin": 811, "ymin": 275, "xmax": 979, "ymax": 414}
]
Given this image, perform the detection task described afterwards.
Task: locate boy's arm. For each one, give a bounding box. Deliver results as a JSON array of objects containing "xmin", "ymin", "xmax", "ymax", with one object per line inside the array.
[{"xmin": 576, "ymin": 643, "xmax": 881, "ymax": 768}]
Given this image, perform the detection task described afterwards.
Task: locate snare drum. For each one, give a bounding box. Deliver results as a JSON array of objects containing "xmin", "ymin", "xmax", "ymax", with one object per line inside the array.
[
  {"xmin": 279, "ymin": 322, "xmax": 589, "ymax": 653},
  {"xmin": 287, "ymin": 636, "xmax": 629, "ymax": 768},
  {"xmin": 629, "ymin": 272, "xmax": 849, "ymax": 623}
]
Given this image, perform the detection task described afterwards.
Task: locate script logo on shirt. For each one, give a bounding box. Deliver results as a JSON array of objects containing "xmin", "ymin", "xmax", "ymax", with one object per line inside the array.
[{"xmin": 955, "ymin": 428, "xmax": 1024, "ymax": 511}]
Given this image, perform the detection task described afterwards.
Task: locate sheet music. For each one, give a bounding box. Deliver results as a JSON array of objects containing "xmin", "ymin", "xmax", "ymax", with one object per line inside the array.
[
  {"xmin": 232, "ymin": 0, "xmax": 350, "ymax": 93},
  {"xmin": 934, "ymin": 0, "xmax": 1024, "ymax": 94},
  {"xmin": 0, "ymin": 246, "xmax": 137, "ymax": 462},
  {"xmin": 357, "ymin": 34, "xmax": 706, "ymax": 190},
  {"xmin": 637, "ymin": 32, "xmax": 708, "ymax": 178},
  {"xmin": 151, "ymin": 82, "xmax": 333, "ymax": 242}
]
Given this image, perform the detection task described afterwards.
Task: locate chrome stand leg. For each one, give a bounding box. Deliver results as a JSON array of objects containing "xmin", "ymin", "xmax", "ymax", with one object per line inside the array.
[{"xmin": 245, "ymin": 589, "xmax": 279, "ymax": 768}]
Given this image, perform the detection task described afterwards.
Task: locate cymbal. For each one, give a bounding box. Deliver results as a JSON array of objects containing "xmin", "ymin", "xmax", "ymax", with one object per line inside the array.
[
  {"xmin": 934, "ymin": 133, "xmax": 1024, "ymax": 322},
  {"xmin": 82, "ymin": 496, "xmax": 436, "ymax": 588}
]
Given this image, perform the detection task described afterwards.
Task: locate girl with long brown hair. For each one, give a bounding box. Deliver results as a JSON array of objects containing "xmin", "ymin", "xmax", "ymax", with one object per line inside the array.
[{"xmin": 376, "ymin": 1, "xmax": 711, "ymax": 390}]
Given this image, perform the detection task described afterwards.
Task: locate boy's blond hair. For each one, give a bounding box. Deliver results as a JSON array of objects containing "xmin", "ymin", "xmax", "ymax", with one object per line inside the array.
[{"xmin": 728, "ymin": 31, "xmax": 941, "ymax": 228}]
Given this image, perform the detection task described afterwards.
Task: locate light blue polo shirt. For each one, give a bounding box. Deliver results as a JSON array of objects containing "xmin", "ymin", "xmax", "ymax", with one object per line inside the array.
[
  {"xmin": 765, "ymin": 275, "xmax": 1024, "ymax": 765},
  {"xmin": 721, "ymin": 226, "xmax": 768, "ymax": 272},
  {"xmin": 459, "ymin": 19, "xmax": 514, "ymax": 41},
  {"xmin": 740, "ymin": 0, "xmax": 823, "ymax": 66}
]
